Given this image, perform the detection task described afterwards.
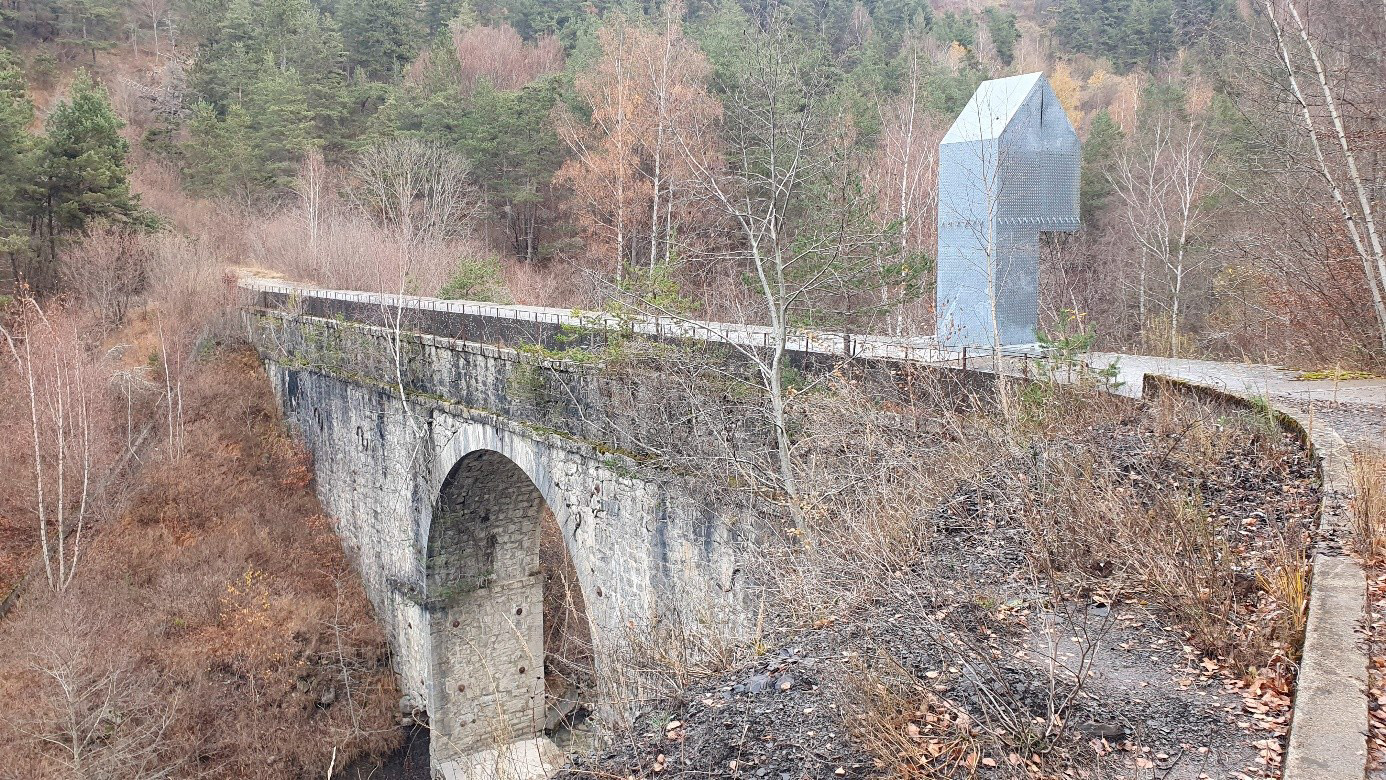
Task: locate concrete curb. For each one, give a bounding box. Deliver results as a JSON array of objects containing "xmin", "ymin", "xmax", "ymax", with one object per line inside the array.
[{"xmin": 1142, "ymin": 375, "xmax": 1368, "ymax": 780}]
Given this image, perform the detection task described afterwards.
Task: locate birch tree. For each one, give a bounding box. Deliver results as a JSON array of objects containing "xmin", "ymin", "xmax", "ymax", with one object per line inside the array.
[
  {"xmin": 1110, "ymin": 118, "xmax": 1219, "ymax": 357},
  {"xmin": 1259, "ymin": 0, "xmax": 1386, "ymax": 354},
  {"xmin": 292, "ymin": 147, "xmax": 328, "ymax": 266},
  {"xmin": 868, "ymin": 40, "xmax": 940, "ymax": 334},
  {"xmin": 0, "ymin": 300, "xmax": 112, "ymax": 592}
]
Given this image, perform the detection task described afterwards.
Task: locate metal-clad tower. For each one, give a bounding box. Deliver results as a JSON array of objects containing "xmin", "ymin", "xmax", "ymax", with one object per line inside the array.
[{"xmin": 936, "ymin": 72, "xmax": 1080, "ymax": 348}]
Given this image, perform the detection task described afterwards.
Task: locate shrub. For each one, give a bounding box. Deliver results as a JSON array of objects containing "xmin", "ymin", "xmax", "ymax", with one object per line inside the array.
[{"xmin": 439, "ymin": 255, "xmax": 513, "ymax": 303}]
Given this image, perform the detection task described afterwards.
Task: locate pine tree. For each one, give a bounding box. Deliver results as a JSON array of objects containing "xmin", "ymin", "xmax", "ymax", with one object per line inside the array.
[
  {"xmin": 1080, "ymin": 109, "xmax": 1124, "ymax": 222},
  {"xmin": 338, "ymin": 0, "xmax": 420, "ymax": 80},
  {"xmin": 0, "ymin": 52, "xmax": 36, "ymax": 280},
  {"xmin": 184, "ymin": 101, "xmax": 258, "ymax": 198},
  {"xmin": 34, "ymin": 72, "xmax": 147, "ymax": 288},
  {"xmin": 187, "ymin": 63, "xmax": 313, "ymax": 200},
  {"xmin": 984, "ymin": 7, "xmax": 1020, "ymax": 66},
  {"xmin": 931, "ymin": 11, "xmax": 976, "ymax": 48},
  {"xmin": 56, "ymin": 0, "xmax": 122, "ymax": 61},
  {"xmin": 419, "ymin": 75, "xmax": 564, "ymax": 259},
  {"xmin": 253, "ymin": 0, "xmax": 311, "ymax": 71},
  {"xmin": 246, "ymin": 65, "xmax": 313, "ymax": 187},
  {"xmin": 422, "ymin": 0, "xmax": 474, "ymax": 34},
  {"xmin": 189, "ymin": 0, "xmax": 258, "ymax": 108},
  {"xmin": 1053, "ymin": 0, "xmax": 1091, "ymax": 55},
  {"xmin": 1144, "ymin": 0, "xmax": 1176, "ymax": 65},
  {"xmin": 287, "ymin": 7, "xmax": 352, "ymax": 148}
]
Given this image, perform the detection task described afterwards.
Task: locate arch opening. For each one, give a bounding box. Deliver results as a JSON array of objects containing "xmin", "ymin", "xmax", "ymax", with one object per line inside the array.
[{"xmin": 425, "ymin": 449, "xmax": 596, "ymax": 765}]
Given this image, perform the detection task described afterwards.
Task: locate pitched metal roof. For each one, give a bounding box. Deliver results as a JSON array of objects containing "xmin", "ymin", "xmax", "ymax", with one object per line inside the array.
[{"xmin": 940, "ymin": 72, "xmax": 1045, "ymax": 145}]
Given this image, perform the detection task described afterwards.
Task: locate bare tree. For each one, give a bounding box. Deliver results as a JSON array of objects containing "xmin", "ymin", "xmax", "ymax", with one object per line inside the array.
[
  {"xmin": 10, "ymin": 597, "xmax": 177, "ymax": 780},
  {"xmin": 143, "ymin": 232, "xmax": 226, "ymax": 460},
  {"xmin": 644, "ymin": 19, "xmax": 895, "ymax": 533},
  {"xmin": 555, "ymin": 11, "xmax": 724, "ymax": 287},
  {"xmin": 132, "ymin": 0, "xmax": 170, "ymax": 59},
  {"xmin": 351, "ymin": 138, "xmax": 484, "ymax": 387},
  {"xmin": 1259, "ymin": 0, "xmax": 1386, "ymax": 354},
  {"xmin": 554, "ymin": 21, "xmax": 642, "ymax": 281},
  {"xmin": 293, "ymin": 148, "xmax": 329, "ymax": 268},
  {"xmin": 0, "ymin": 301, "xmax": 111, "ymax": 592},
  {"xmin": 353, "ymin": 138, "xmax": 483, "ymax": 290},
  {"xmin": 938, "ymin": 90, "xmax": 1016, "ymax": 413},
  {"xmin": 447, "ymin": 23, "xmax": 563, "ymax": 96},
  {"xmin": 60, "ymin": 225, "xmax": 146, "ymax": 330},
  {"xmin": 1110, "ymin": 118, "xmax": 1220, "ymax": 357}
]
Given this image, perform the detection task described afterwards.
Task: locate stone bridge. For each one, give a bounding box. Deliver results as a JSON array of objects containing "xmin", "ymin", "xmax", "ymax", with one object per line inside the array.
[
  {"xmin": 239, "ymin": 279, "xmax": 976, "ymax": 777},
  {"xmin": 239, "ymin": 278, "xmax": 1373, "ymax": 780}
]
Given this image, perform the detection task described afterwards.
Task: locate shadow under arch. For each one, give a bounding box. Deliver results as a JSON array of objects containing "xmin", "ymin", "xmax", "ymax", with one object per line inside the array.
[{"xmin": 425, "ymin": 446, "xmax": 594, "ymax": 763}]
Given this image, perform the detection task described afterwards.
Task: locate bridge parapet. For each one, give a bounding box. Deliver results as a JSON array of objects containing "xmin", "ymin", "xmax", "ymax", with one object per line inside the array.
[
  {"xmin": 238, "ymin": 277, "xmax": 967, "ymax": 364},
  {"xmin": 243, "ymin": 288, "xmax": 771, "ymax": 469}
]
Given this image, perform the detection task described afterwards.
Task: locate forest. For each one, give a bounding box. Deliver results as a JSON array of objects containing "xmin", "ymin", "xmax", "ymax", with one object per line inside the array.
[
  {"xmin": 0, "ymin": 0, "xmax": 1382, "ymax": 776},
  {"xmin": 0, "ymin": 0, "xmax": 1380, "ymax": 363}
]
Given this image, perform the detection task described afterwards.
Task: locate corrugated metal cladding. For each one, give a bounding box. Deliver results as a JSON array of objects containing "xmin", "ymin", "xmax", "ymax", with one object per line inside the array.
[{"xmin": 936, "ymin": 73, "xmax": 1080, "ymax": 348}]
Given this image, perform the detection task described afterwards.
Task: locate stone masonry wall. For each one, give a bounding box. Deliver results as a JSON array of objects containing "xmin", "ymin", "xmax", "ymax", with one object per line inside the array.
[
  {"xmin": 429, "ymin": 450, "xmax": 547, "ymax": 755},
  {"xmin": 253, "ymin": 316, "xmax": 753, "ymax": 763}
]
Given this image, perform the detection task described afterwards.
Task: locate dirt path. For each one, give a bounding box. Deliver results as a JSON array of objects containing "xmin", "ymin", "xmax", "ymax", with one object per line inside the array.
[
  {"xmin": 1091, "ymin": 352, "xmax": 1385, "ymax": 779},
  {"xmin": 1092, "ymin": 352, "xmax": 1385, "ymax": 453}
]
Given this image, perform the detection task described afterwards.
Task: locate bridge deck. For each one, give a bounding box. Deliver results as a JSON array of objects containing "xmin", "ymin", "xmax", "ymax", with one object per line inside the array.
[{"xmin": 237, "ymin": 276, "xmax": 1044, "ymax": 368}]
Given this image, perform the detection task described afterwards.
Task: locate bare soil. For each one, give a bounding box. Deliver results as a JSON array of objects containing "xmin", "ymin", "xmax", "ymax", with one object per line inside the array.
[{"xmin": 562, "ymin": 392, "xmax": 1318, "ymax": 780}]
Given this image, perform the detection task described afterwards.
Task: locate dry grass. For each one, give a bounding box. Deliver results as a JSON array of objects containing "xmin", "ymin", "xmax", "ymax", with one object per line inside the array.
[
  {"xmin": 1356, "ymin": 453, "xmax": 1386, "ymax": 564},
  {"xmin": 0, "ymin": 348, "xmax": 400, "ymax": 779},
  {"xmin": 756, "ymin": 373, "xmax": 1315, "ymax": 768},
  {"xmin": 1017, "ymin": 387, "xmax": 1313, "ymax": 671},
  {"xmin": 845, "ymin": 655, "xmax": 983, "ymax": 779}
]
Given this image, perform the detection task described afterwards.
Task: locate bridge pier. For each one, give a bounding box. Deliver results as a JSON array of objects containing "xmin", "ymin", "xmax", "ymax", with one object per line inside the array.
[
  {"xmin": 435, "ymin": 737, "xmax": 566, "ymax": 780},
  {"xmin": 427, "ymin": 450, "xmax": 556, "ymax": 765}
]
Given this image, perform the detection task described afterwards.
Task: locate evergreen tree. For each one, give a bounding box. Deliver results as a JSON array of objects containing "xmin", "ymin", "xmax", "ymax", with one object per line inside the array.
[
  {"xmin": 174, "ymin": 0, "xmax": 230, "ymax": 40},
  {"xmin": 253, "ymin": 0, "xmax": 311, "ymax": 71},
  {"xmin": 1051, "ymin": 0, "xmax": 1221, "ymax": 70},
  {"xmin": 931, "ymin": 11, "xmax": 976, "ymax": 48},
  {"xmin": 1080, "ymin": 109, "xmax": 1123, "ymax": 222},
  {"xmin": 393, "ymin": 72, "xmax": 565, "ymax": 258},
  {"xmin": 1053, "ymin": 0, "xmax": 1091, "ymax": 55},
  {"xmin": 422, "ymin": 0, "xmax": 474, "ymax": 34},
  {"xmin": 690, "ymin": 0, "xmax": 756, "ymax": 96},
  {"xmin": 867, "ymin": 0, "xmax": 931, "ymax": 54},
  {"xmin": 56, "ymin": 0, "xmax": 122, "ymax": 61},
  {"xmin": 984, "ymin": 7, "xmax": 1019, "ymax": 65},
  {"xmin": 34, "ymin": 72, "xmax": 147, "ymax": 287},
  {"xmin": 338, "ymin": 0, "xmax": 420, "ymax": 80},
  {"xmin": 1143, "ymin": 0, "xmax": 1177, "ymax": 65},
  {"xmin": 0, "ymin": 53, "xmax": 36, "ymax": 273},
  {"xmin": 286, "ymin": 7, "xmax": 353, "ymax": 148},
  {"xmin": 246, "ymin": 66, "xmax": 313, "ymax": 187},
  {"xmin": 184, "ymin": 101, "xmax": 258, "ymax": 198},
  {"xmin": 189, "ymin": 0, "xmax": 259, "ymax": 107}
]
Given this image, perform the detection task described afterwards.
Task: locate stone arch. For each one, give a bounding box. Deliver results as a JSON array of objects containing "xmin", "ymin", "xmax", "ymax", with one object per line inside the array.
[{"xmin": 424, "ymin": 437, "xmax": 595, "ymax": 767}]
